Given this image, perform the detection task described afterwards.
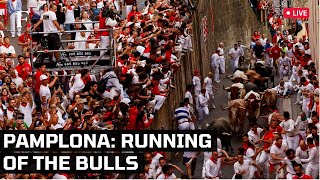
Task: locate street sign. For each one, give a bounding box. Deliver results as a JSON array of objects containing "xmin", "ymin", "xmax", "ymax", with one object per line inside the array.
[{"xmin": 283, "ymin": 8, "xmax": 309, "ymax": 18}]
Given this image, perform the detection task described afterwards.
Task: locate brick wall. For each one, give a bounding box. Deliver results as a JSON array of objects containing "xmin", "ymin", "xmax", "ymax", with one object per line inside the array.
[{"xmin": 151, "ymin": 0, "xmax": 270, "ymax": 130}]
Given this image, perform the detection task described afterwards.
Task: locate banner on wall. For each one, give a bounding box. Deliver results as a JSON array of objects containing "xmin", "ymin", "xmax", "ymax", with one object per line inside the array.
[{"xmin": 202, "ymin": 16, "xmax": 208, "ymax": 42}]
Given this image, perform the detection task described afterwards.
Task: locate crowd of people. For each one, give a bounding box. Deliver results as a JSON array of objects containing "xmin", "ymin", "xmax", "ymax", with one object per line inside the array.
[{"xmin": 0, "ymin": 0, "xmax": 317, "ymax": 178}]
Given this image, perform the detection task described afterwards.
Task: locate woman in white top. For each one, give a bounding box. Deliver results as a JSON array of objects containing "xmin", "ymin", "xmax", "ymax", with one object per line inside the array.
[{"xmin": 81, "ymin": 11, "xmax": 92, "ymax": 38}]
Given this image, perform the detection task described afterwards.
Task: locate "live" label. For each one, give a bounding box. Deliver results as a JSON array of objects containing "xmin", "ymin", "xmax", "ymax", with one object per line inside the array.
[{"xmin": 283, "ymin": 8, "xmax": 309, "ymax": 19}]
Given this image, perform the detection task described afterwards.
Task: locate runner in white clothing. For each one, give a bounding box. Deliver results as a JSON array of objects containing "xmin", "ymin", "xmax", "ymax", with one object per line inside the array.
[
  {"xmin": 280, "ymin": 111, "xmax": 300, "ymax": 150},
  {"xmin": 278, "ymin": 149, "xmax": 302, "ymax": 179},
  {"xmin": 211, "ymin": 50, "xmax": 220, "ymax": 83},
  {"xmin": 203, "ymin": 72, "xmax": 217, "ymax": 109},
  {"xmin": 217, "ymin": 42, "xmax": 225, "ymax": 74},
  {"xmin": 232, "ymin": 154, "xmax": 262, "ymax": 179},
  {"xmin": 228, "ymin": 44, "xmax": 241, "ymax": 73},
  {"xmin": 301, "ymin": 137, "xmax": 319, "ymax": 179}
]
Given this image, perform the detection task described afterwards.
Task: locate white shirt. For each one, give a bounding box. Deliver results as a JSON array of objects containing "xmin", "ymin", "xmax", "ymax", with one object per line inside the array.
[
  {"xmin": 12, "ymin": 0, "xmax": 17, "ymax": 10},
  {"xmin": 74, "ymin": 35, "xmax": 87, "ymax": 50},
  {"xmin": 233, "ymin": 160, "xmax": 251, "ymax": 179},
  {"xmin": 11, "ymin": 76, "xmax": 23, "ymax": 87},
  {"xmin": 0, "ymin": 45, "xmax": 16, "ymax": 60},
  {"xmin": 204, "ymin": 77, "xmax": 213, "ymax": 92},
  {"xmin": 65, "ymin": 6, "xmax": 75, "ymax": 23},
  {"xmin": 41, "ymin": 11, "xmax": 58, "ymax": 34},
  {"xmin": 270, "ymin": 144, "xmax": 287, "ymax": 164},
  {"xmin": 280, "ymin": 119, "xmax": 299, "ymax": 137},
  {"xmin": 183, "ymin": 151, "xmax": 197, "ymax": 158},
  {"xmin": 211, "ymin": 53, "xmax": 219, "ymax": 68},
  {"xmin": 278, "ymin": 56, "xmax": 291, "ymax": 66},
  {"xmin": 82, "ymin": 19, "xmax": 93, "ymax": 38},
  {"xmin": 69, "ymin": 74, "xmax": 85, "ymax": 100},
  {"xmin": 39, "ymin": 84, "xmax": 51, "ymax": 103},
  {"xmin": 248, "ymin": 127, "xmax": 263, "ymax": 144},
  {"xmin": 205, "ymin": 158, "xmax": 222, "ymax": 178},
  {"xmin": 295, "ymin": 147, "xmax": 309, "ymax": 160},
  {"xmin": 217, "ymin": 47, "xmax": 224, "ymax": 56},
  {"xmin": 28, "ymin": 0, "xmax": 37, "ymax": 8},
  {"xmin": 295, "ymin": 116, "xmax": 309, "ymax": 132},
  {"xmin": 198, "ymin": 93, "xmax": 208, "ymax": 107},
  {"xmin": 184, "ymin": 91, "xmax": 193, "ymax": 105},
  {"xmin": 281, "ymin": 157, "xmax": 301, "ymax": 174},
  {"xmin": 192, "ymin": 76, "xmax": 201, "ymax": 91},
  {"xmin": 157, "ymin": 173, "xmax": 176, "ymax": 179},
  {"xmin": 18, "ymin": 102, "xmax": 35, "ymax": 127},
  {"xmin": 301, "ymin": 146, "xmax": 319, "ymax": 167},
  {"xmin": 229, "ymin": 48, "xmax": 241, "ymax": 60},
  {"xmin": 273, "ymin": 81, "xmax": 294, "ymax": 96}
]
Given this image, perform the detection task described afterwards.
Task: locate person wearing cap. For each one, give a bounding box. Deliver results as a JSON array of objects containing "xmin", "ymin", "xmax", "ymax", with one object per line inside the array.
[{"xmin": 39, "ymin": 73, "xmax": 58, "ymax": 107}]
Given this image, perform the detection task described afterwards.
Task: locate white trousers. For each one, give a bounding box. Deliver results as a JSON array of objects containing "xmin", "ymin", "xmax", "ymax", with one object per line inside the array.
[
  {"xmin": 287, "ymin": 135, "xmax": 300, "ymax": 150},
  {"xmin": 154, "ymin": 95, "xmax": 166, "ymax": 111},
  {"xmin": 302, "ymin": 98, "xmax": 311, "ymax": 115},
  {"xmin": 230, "ymin": 58, "xmax": 239, "ymax": 72},
  {"xmin": 182, "ymin": 35, "xmax": 192, "ymax": 50},
  {"xmin": 100, "ymin": 35, "xmax": 110, "ymax": 59},
  {"xmin": 125, "ymin": 5, "xmax": 132, "ymax": 17},
  {"xmin": 10, "ymin": 12, "xmax": 22, "ymax": 36},
  {"xmin": 198, "ymin": 105, "xmax": 209, "ymax": 121},
  {"xmin": 178, "ymin": 122, "xmax": 194, "ymax": 130},
  {"xmin": 257, "ymin": 151, "xmax": 270, "ymax": 178},
  {"xmin": 113, "ymin": 0, "xmax": 121, "ymax": 12},
  {"xmin": 213, "ymin": 66, "xmax": 220, "ymax": 82},
  {"xmin": 279, "ymin": 65, "xmax": 289, "ymax": 80},
  {"xmin": 219, "ymin": 57, "xmax": 225, "ymax": 73},
  {"xmin": 306, "ymin": 164, "xmax": 319, "ymax": 179},
  {"xmin": 102, "ymin": 87, "xmax": 120, "ymax": 99}
]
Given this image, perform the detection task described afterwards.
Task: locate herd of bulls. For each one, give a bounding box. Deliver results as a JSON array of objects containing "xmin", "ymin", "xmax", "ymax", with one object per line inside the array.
[{"xmin": 220, "ymin": 63, "xmax": 278, "ymax": 135}]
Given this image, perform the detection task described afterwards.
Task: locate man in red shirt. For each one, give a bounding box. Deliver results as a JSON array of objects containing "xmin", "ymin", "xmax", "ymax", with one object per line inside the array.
[
  {"xmin": 34, "ymin": 64, "xmax": 47, "ymax": 94},
  {"xmin": 292, "ymin": 163, "xmax": 313, "ymax": 179},
  {"xmin": 270, "ymin": 43, "xmax": 281, "ymax": 71},
  {"xmin": 15, "ymin": 55, "xmax": 31, "ymax": 81}
]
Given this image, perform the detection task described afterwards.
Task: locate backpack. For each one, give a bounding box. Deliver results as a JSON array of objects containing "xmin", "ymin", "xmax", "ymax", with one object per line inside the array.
[{"xmin": 98, "ymin": 74, "xmax": 116, "ymax": 93}]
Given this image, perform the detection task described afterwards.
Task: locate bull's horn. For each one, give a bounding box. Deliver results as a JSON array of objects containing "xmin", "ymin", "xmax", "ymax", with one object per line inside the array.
[
  {"xmin": 239, "ymin": 106, "xmax": 246, "ymax": 109},
  {"xmin": 221, "ymin": 105, "xmax": 230, "ymax": 110},
  {"xmin": 262, "ymin": 103, "xmax": 266, "ymax": 106},
  {"xmin": 223, "ymin": 85, "xmax": 230, "ymax": 91}
]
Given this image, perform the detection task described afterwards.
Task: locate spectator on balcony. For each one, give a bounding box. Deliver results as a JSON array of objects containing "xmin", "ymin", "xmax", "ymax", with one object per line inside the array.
[{"xmin": 7, "ymin": 0, "xmax": 22, "ymax": 37}]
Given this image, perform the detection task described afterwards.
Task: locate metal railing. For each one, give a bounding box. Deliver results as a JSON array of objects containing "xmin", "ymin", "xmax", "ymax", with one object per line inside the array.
[
  {"xmin": 31, "ymin": 29, "xmax": 109, "ymax": 34},
  {"xmin": 36, "ymin": 48, "xmax": 109, "ymax": 53},
  {"xmin": 64, "ymin": 21, "xmax": 99, "ymax": 25}
]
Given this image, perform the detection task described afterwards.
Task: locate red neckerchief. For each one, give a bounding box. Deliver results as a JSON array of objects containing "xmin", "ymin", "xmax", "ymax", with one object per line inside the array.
[
  {"xmin": 3, "ymin": 43, "xmax": 10, "ymax": 48},
  {"xmin": 67, "ymin": 5, "xmax": 72, "ymax": 10},
  {"xmin": 26, "ymin": 81, "xmax": 32, "ymax": 87},
  {"xmin": 308, "ymin": 144, "xmax": 316, "ymax": 149},
  {"xmin": 2, "ymin": 96, "xmax": 8, "ymax": 101},
  {"xmin": 301, "ymin": 146, "xmax": 308, "ymax": 151},
  {"xmin": 7, "ymin": 107, "xmax": 14, "ymax": 111},
  {"xmin": 242, "ymin": 142, "xmax": 249, "ymax": 150},
  {"xmin": 210, "ymin": 157, "xmax": 217, "ymax": 164},
  {"xmin": 275, "ymin": 143, "xmax": 282, "ymax": 149},
  {"xmin": 12, "ymin": 0, "xmax": 15, "ymax": 2},
  {"xmin": 20, "ymin": 102, "xmax": 27, "ymax": 107},
  {"xmin": 304, "ymin": 81, "xmax": 309, "ymax": 86}
]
